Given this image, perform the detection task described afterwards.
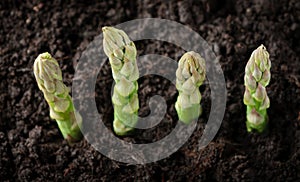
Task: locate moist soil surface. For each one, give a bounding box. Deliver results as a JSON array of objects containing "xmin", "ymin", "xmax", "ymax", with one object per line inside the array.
[{"xmin": 1, "ymin": 0, "xmax": 299, "ymax": 181}]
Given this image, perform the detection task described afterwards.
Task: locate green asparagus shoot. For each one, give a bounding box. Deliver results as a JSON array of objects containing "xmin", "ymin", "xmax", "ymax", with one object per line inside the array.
[
  {"xmin": 175, "ymin": 51, "xmax": 206, "ymax": 124},
  {"xmin": 244, "ymin": 44, "xmax": 271, "ymax": 133},
  {"xmin": 102, "ymin": 26, "xmax": 139, "ymax": 136},
  {"xmin": 33, "ymin": 52, "xmax": 82, "ymax": 142}
]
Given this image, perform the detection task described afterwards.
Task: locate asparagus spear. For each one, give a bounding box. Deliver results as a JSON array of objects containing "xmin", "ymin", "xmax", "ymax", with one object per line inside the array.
[
  {"xmin": 102, "ymin": 27, "xmax": 139, "ymax": 135},
  {"xmin": 244, "ymin": 44, "xmax": 271, "ymax": 132},
  {"xmin": 175, "ymin": 51, "xmax": 206, "ymax": 124},
  {"xmin": 33, "ymin": 52, "xmax": 82, "ymax": 142}
]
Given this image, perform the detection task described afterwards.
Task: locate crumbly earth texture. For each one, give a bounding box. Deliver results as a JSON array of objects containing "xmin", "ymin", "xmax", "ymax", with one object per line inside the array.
[{"xmin": 0, "ymin": 0, "xmax": 299, "ymax": 181}]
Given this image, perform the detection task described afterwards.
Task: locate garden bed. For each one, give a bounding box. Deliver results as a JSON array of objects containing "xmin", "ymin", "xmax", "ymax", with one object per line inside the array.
[{"xmin": 0, "ymin": 0, "xmax": 299, "ymax": 181}]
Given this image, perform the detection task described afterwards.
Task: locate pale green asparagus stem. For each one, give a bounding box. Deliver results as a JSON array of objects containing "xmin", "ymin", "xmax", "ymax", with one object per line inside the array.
[
  {"xmin": 33, "ymin": 52, "xmax": 82, "ymax": 142},
  {"xmin": 102, "ymin": 27, "xmax": 139, "ymax": 135},
  {"xmin": 244, "ymin": 44, "xmax": 271, "ymax": 132},
  {"xmin": 175, "ymin": 51, "xmax": 206, "ymax": 124}
]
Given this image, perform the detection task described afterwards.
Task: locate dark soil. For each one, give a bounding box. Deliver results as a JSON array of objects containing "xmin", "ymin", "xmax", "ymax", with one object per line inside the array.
[{"xmin": 1, "ymin": 0, "xmax": 299, "ymax": 181}]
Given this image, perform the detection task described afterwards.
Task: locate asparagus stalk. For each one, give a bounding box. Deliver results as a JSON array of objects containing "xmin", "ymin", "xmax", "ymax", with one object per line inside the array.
[
  {"xmin": 102, "ymin": 27, "xmax": 139, "ymax": 135},
  {"xmin": 175, "ymin": 51, "xmax": 206, "ymax": 124},
  {"xmin": 244, "ymin": 44, "xmax": 271, "ymax": 132},
  {"xmin": 33, "ymin": 52, "xmax": 82, "ymax": 142}
]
